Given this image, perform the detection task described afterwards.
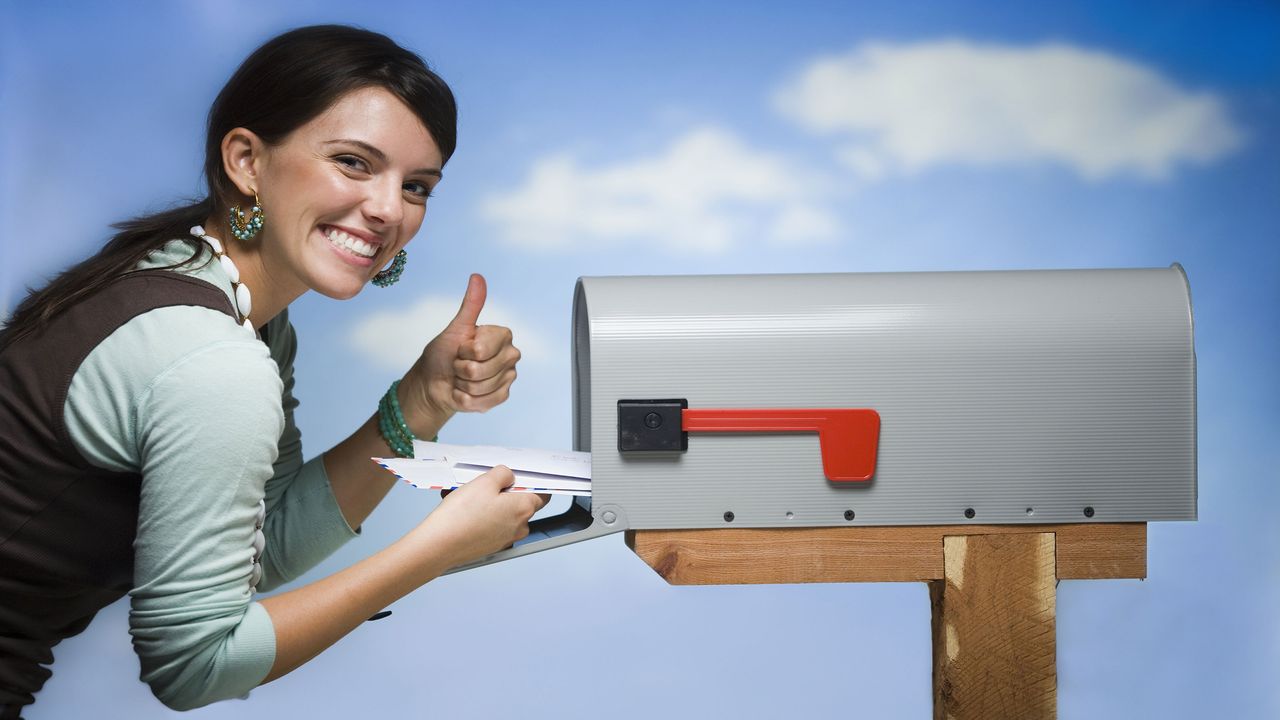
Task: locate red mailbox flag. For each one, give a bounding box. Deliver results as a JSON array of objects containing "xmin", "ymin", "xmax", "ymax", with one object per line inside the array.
[{"xmin": 682, "ymin": 408, "xmax": 881, "ymax": 482}]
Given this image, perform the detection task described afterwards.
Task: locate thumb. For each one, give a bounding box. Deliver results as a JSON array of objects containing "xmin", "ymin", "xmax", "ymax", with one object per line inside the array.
[
  {"xmin": 476, "ymin": 465, "xmax": 515, "ymax": 492},
  {"xmin": 448, "ymin": 273, "xmax": 486, "ymax": 330}
]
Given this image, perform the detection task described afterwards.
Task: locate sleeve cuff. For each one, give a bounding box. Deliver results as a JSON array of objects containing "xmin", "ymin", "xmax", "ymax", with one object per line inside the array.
[{"xmin": 140, "ymin": 601, "xmax": 277, "ymax": 710}]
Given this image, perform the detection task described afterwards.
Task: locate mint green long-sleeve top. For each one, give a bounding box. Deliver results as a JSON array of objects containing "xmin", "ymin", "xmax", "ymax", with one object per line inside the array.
[{"xmin": 62, "ymin": 240, "xmax": 359, "ymax": 709}]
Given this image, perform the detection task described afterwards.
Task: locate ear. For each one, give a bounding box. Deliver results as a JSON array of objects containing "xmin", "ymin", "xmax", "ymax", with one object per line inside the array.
[{"xmin": 220, "ymin": 127, "xmax": 267, "ymax": 198}]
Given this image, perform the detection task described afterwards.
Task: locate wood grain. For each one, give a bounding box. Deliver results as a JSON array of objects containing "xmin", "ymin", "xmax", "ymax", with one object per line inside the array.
[
  {"xmin": 930, "ymin": 533, "xmax": 1057, "ymax": 720},
  {"xmin": 625, "ymin": 523, "xmax": 1144, "ymax": 585}
]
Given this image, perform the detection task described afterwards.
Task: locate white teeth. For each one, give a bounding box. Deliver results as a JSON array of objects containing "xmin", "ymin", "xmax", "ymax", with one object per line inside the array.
[{"xmin": 324, "ymin": 227, "xmax": 377, "ymax": 258}]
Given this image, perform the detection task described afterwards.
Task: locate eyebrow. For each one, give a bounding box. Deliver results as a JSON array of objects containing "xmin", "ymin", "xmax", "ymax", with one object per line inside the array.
[{"xmin": 323, "ymin": 139, "xmax": 443, "ymax": 178}]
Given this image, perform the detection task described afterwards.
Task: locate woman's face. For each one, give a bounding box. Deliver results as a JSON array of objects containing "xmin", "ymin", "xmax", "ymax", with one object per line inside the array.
[{"xmin": 254, "ymin": 86, "xmax": 443, "ymax": 300}]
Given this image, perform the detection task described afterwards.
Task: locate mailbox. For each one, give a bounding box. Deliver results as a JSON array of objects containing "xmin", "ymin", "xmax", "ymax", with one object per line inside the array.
[{"xmin": 459, "ymin": 266, "xmax": 1196, "ymax": 570}]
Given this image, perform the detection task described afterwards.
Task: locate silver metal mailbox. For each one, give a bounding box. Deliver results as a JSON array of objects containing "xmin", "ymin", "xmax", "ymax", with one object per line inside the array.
[{"xmin": 460, "ymin": 265, "xmax": 1196, "ymax": 570}]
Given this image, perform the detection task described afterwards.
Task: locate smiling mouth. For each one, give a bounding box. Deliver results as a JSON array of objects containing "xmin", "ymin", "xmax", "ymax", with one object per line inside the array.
[{"xmin": 323, "ymin": 226, "xmax": 379, "ymax": 259}]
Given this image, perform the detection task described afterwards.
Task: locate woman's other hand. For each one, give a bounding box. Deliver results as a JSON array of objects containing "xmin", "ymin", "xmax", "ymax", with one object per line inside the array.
[
  {"xmin": 414, "ymin": 466, "xmax": 549, "ymax": 568},
  {"xmin": 400, "ymin": 273, "xmax": 521, "ymax": 431}
]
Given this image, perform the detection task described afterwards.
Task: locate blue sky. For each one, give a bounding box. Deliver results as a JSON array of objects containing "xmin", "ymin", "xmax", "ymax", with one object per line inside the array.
[{"xmin": 3, "ymin": 1, "xmax": 1278, "ymax": 718}]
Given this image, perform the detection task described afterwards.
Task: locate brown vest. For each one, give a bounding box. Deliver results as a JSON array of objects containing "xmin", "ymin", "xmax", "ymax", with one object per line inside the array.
[{"xmin": 0, "ymin": 270, "xmax": 235, "ymax": 713}]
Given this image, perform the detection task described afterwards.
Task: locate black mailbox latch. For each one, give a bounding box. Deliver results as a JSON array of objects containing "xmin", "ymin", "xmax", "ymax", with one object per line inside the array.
[{"xmin": 618, "ymin": 399, "xmax": 688, "ymax": 452}]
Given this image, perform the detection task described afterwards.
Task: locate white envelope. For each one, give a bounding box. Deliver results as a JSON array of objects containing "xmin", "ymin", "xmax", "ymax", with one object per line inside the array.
[
  {"xmin": 373, "ymin": 442, "xmax": 592, "ymax": 497},
  {"xmin": 413, "ymin": 440, "xmax": 591, "ymax": 479}
]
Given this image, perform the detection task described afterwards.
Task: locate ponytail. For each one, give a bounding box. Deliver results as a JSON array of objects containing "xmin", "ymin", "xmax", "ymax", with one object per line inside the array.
[{"xmin": 0, "ymin": 199, "xmax": 215, "ymax": 350}]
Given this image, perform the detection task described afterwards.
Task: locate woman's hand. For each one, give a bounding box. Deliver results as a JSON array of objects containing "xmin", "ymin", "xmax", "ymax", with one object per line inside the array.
[
  {"xmin": 413, "ymin": 466, "xmax": 549, "ymax": 568},
  {"xmin": 399, "ymin": 273, "xmax": 521, "ymax": 433}
]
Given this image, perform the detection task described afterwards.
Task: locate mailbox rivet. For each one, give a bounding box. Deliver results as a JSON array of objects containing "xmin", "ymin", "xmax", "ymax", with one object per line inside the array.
[
  {"xmin": 723, "ymin": 511, "xmax": 735, "ymax": 523},
  {"xmin": 602, "ymin": 511, "xmax": 617, "ymax": 524},
  {"xmin": 964, "ymin": 508, "xmax": 976, "ymax": 519},
  {"xmin": 644, "ymin": 412, "xmax": 663, "ymax": 429},
  {"xmin": 844, "ymin": 510, "xmax": 855, "ymax": 521},
  {"xmin": 1083, "ymin": 506, "xmax": 1095, "ymax": 518}
]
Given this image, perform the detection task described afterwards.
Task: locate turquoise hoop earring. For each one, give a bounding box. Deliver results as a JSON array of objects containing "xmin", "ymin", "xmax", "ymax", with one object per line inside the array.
[
  {"xmin": 229, "ymin": 192, "xmax": 265, "ymax": 241},
  {"xmin": 372, "ymin": 249, "xmax": 407, "ymax": 288}
]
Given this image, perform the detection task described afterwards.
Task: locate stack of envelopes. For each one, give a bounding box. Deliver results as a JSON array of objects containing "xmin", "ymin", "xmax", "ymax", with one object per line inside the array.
[{"xmin": 374, "ymin": 440, "xmax": 592, "ymax": 496}]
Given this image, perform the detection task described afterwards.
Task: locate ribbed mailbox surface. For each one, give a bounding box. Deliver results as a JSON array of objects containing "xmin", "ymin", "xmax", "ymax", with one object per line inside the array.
[{"xmin": 573, "ymin": 267, "xmax": 1196, "ymax": 528}]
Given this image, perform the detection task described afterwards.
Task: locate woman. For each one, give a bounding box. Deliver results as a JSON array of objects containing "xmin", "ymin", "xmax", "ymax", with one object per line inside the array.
[{"xmin": 0, "ymin": 25, "xmax": 546, "ymax": 714}]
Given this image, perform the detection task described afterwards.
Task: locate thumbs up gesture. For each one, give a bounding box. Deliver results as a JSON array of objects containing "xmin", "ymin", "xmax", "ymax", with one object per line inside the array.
[{"xmin": 400, "ymin": 273, "xmax": 521, "ymax": 431}]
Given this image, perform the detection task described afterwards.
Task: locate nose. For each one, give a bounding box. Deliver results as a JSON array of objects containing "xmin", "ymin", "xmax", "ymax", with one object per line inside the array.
[{"xmin": 362, "ymin": 177, "xmax": 404, "ymax": 228}]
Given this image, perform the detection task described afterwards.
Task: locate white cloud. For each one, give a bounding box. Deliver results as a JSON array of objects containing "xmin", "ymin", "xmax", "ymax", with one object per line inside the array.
[
  {"xmin": 775, "ymin": 39, "xmax": 1244, "ymax": 181},
  {"xmin": 349, "ymin": 294, "xmax": 557, "ymax": 372},
  {"xmin": 480, "ymin": 126, "xmax": 840, "ymax": 254}
]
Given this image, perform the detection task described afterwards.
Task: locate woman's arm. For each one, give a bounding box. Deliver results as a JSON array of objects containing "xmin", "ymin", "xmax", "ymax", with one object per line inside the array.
[
  {"xmin": 262, "ymin": 273, "xmax": 531, "ymax": 681},
  {"xmin": 259, "ymin": 465, "xmax": 544, "ymax": 682}
]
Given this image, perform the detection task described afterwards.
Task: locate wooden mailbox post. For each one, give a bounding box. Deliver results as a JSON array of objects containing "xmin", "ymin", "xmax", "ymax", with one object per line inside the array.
[{"xmin": 628, "ymin": 523, "xmax": 1146, "ymax": 719}]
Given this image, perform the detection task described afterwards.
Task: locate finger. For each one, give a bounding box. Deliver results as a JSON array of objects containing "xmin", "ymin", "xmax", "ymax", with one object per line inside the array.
[
  {"xmin": 459, "ymin": 325, "xmax": 513, "ymax": 363},
  {"xmin": 535, "ymin": 493, "xmax": 551, "ymax": 510},
  {"xmin": 451, "ymin": 378, "xmax": 513, "ymax": 413},
  {"xmin": 458, "ymin": 324, "xmax": 512, "ymax": 362},
  {"xmin": 521, "ymin": 493, "xmax": 547, "ymax": 520},
  {"xmin": 447, "ymin": 273, "xmax": 486, "ymax": 332},
  {"xmin": 453, "ymin": 368, "xmax": 517, "ymax": 398},
  {"xmin": 454, "ymin": 344, "xmax": 520, "ymax": 382}
]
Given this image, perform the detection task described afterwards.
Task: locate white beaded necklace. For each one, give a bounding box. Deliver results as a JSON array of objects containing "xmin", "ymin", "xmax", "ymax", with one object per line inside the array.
[{"xmin": 190, "ymin": 225, "xmax": 254, "ymax": 334}]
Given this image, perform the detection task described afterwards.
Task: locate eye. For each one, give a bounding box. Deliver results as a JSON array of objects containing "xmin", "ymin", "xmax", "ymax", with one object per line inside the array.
[
  {"xmin": 334, "ymin": 155, "xmax": 370, "ymax": 173},
  {"xmin": 403, "ymin": 181, "xmax": 434, "ymax": 202}
]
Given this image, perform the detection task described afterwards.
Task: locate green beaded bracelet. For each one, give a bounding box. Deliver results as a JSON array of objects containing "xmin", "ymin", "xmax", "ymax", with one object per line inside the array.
[
  {"xmin": 386, "ymin": 381, "xmax": 414, "ymax": 442},
  {"xmin": 377, "ymin": 380, "xmax": 439, "ymax": 458},
  {"xmin": 379, "ymin": 380, "xmax": 416, "ymax": 457},
  {"xmin": 378, "ymin": 407, "xmax": 413, "ymax": 457}
]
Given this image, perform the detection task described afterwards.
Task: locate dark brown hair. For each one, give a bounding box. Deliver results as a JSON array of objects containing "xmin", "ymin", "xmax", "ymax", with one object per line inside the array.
[{"xmin": 1, "ymin": 25, "xmax": 457, "ymax": 348}]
